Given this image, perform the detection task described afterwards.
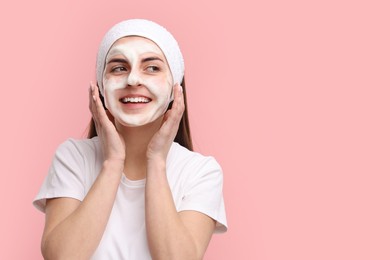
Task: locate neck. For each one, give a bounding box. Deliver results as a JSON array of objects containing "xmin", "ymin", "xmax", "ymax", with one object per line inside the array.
[{"xmin": 115, "ymin": 116, "xmax": 163, "ymax": 180}]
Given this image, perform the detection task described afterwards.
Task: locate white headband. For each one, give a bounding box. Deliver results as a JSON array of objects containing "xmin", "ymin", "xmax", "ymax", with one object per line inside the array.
[{"xmin": 96, "ymin": 19, "xmax": 185, "ymax": 94}]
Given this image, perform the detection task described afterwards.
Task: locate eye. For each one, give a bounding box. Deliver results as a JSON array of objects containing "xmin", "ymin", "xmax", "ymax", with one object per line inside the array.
[
  {"xmin": 146, "ymin": 66, "xmax": 160, "ymax": 73},
  {"xmin": 111, "ymin": 66, "xmax": 128, "ymax": 73}
]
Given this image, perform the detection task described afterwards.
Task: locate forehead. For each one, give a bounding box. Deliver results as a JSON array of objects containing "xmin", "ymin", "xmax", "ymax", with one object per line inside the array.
[{"xmin": 107, "ymin": 36, "xmax": 164, "ymax": 57}]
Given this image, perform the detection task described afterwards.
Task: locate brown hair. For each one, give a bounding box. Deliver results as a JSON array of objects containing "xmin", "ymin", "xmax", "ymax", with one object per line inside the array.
[{"xmin": 87, "ymin": 77, "xmax": 193, "ymax": 151}]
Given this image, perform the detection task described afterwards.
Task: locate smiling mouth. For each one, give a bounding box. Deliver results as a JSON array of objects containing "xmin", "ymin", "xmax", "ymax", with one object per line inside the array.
[{"xmin": 120, "ymin": 97, "xmax": 151, "ymax": 104}]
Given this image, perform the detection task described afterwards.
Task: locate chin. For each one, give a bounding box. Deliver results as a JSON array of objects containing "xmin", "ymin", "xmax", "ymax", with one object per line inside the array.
[
  {"xmin": 117, "ymin": 117, "xmax": 160, "ymax": 128},
  {"xmin": 119, "ymin": 120, "xmax": 149, "ymax": 127}
]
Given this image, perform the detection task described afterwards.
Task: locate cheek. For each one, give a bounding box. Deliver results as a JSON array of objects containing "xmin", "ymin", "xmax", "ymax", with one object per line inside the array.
[
  {"xmin": 103, "ymin": 77, "xmax": 127, "ymax": 110},
  {"xmin": 103, "ymin": 76, "xmax": 127, "ymax": 92},
  {"xmin": 146, "ymin": 77, "xmax": 173, "ymax": 101}
]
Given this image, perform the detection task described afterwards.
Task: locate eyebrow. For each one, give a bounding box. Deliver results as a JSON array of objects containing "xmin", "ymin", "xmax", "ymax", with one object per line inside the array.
[
  {"xmin": 142, "ymin": 56, "xmax": 164, "ymax": 63},
  {"xmin": 107, "ymin": 58, "xmax": 128, "ymax": 64},
  {"xmin": 106, "ymin": 56, "xmax": 164, "ymax": 65}
]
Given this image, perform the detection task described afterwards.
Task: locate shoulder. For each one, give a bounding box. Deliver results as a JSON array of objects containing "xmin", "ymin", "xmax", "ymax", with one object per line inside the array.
[
  {"xmin": 55, "ymin": 137, "xmax": 101, "ymax": 159},
  {"xmin": 52, "ymin": 137, "xmax": 103, "ymax": 170},
  {"xmin": 170, "ymin": 142, "xmax": 221, "ymax": 166},
  {"xmin": 169, "ymin": 143, "xmax": 228, "ymax": 232},
  {"xmin": 168, "ymin": 142, "xmax": 223, "ymax": 179}
]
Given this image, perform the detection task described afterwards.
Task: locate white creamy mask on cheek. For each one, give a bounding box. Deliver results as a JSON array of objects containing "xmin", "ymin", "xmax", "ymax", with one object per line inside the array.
[{"xmin": 103, "ymin": 38, "xmax": 173, "ymax": 127}]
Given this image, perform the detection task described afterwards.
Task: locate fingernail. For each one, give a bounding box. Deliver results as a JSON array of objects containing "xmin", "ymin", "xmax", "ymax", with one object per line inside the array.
[{"xmin": 179, "ymin": 85, "xmax": 183, "ymax": 92}]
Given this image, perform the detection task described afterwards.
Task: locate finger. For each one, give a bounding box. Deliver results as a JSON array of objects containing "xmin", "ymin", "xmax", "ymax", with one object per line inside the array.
[
  {"xmin": 91, "ymin": 82, "xmax": 109, "ymax": 124},
  {"xmin": 170, "ymin": 84, "xmax": 185, "ymax": 121},
  {"xmin": 161, "ymin": 84, "xmax": 184, "ymax": 132},
  {"xmin": 89, "ymin": 82, "xmax": 100, "ymax": 117},
  {"xmin": 88, "ymin": 82, "xmax": 94, "ymax": 112},
  {"xmin": 90, "ymin": 82, "xmax": 110, "ymax": 134},
  {"xmin": 89, "ymin": 83, "xmax": 103, "ymax": 135},
  {"xmin": 89, "ymin": 82, "xmax": 98, "ymax": 123}
]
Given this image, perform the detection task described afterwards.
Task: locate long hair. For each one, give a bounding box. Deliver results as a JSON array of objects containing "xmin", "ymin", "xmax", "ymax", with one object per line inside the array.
[{"xmin": 87, "ymin": 77, "xmax": 193, "ymax": 151}]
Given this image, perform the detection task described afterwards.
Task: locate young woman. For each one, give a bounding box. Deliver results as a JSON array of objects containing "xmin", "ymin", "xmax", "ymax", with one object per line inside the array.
[{"xmin": 34, "ymin": 19, "xmax": 227, "ymax": 259}]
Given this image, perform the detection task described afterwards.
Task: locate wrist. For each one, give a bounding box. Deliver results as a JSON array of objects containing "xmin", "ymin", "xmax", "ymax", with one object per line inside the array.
[
  {"xmin": 147, "ymin": 158, "xmax": 166, "ymax": 172},
  {"xmin": 103, "ymin": 159, "xmax": 124, "ymax": 173}
]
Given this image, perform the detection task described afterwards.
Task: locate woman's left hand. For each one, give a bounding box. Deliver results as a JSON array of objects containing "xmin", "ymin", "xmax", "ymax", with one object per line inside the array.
[{"xmin": 147, "ymin": 83, "xmax": 184, "ymax": 163}]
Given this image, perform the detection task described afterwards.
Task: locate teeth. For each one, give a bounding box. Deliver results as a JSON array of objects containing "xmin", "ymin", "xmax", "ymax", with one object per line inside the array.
[{"xmin": 122, "ymin": 97, "xmax": 150, "ymax": 103}]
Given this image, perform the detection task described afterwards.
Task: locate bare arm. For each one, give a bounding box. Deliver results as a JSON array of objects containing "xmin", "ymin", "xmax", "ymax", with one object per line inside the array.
[
  {"xmin": 145, "ymin": 84, "xmax": 216, "ymax": 260},
  {"xmin": 146, "ymin": 162, "xmax": 216, "ymax": 260},
  {"xmin": 41, "ymin": 83, "xmax": 125, "ymax": 259},
  {"xmin": 42, "ymin": 161, "xmax": 122, "ymax": 259}
]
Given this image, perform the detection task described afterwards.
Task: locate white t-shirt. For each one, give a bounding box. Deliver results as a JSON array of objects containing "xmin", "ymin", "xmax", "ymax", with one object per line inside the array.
[{"xmin": 33, "ymin": 137, "xmax": 227, "ymax": 259}]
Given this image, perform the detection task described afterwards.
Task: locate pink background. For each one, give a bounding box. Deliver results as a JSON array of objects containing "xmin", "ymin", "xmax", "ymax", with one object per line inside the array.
[{"xmin": 1, "ymin": 0, "xmax": 389, "ymax": 259}]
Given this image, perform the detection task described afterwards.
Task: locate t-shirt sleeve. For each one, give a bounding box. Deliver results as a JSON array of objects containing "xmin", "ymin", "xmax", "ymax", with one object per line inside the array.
[
  {"xmin": 33, "ymin": 139, "xmax": 86, "ymax": 213},
  {"xmin": 178, "ymin": 157, "xmax": 228, "ymax": 233}
]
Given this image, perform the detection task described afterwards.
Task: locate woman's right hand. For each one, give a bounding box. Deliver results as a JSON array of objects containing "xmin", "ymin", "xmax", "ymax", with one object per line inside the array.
[{"xmin": 89, "ymin": 82, "xmax": 125, "ymax": 164}]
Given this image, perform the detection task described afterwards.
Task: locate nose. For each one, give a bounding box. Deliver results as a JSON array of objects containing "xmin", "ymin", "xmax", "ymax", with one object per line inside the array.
[{"xmin": 127, "ymin": 69, "xmax": 142, "ymax": 86}]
